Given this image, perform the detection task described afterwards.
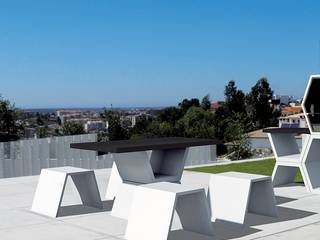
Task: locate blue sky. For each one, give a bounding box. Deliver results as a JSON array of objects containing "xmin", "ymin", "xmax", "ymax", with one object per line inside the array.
[{"xmin": 1, "ymin": 0, "xmax": 320, "ymax": 108}]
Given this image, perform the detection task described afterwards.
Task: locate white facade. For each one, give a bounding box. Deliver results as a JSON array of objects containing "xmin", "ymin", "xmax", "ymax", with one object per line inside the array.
[{"xmin": 84, "ymin": 120, "xmax": 107, "ymax": 132}]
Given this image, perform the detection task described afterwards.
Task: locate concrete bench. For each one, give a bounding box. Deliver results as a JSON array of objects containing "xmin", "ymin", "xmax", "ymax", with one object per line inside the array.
[
  {"xmin": 208, "ymin": 172, "xmax": 278, "ymax": 224},
  {"xmin": 125, "ymin": 182, "xmax": 213, "ymax": 240},
  {"xmin": 31, "ymin": 166, "xmax": 103, "ymax": 218}
]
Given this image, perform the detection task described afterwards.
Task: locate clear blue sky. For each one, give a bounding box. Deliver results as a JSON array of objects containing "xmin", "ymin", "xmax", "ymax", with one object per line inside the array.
[{"xmin": 1, "ymin": 0, "xmax": 320, "ymax": 108}]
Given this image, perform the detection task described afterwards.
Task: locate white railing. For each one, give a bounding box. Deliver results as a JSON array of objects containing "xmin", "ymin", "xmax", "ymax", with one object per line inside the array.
[
  {"xmin": 0, "ymin": 134, "xmax": 216, "ymax": 178},
  {"xmin": 0, "ymin": 134, "xmax": 112, "ymax": 178}
]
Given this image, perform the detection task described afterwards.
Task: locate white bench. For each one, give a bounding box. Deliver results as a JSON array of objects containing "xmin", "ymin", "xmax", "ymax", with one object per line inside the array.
[
  {"xmin": 125, "ymin": 182, "xmax": 213, "ymax": 240},
  {"xmin": 209, "ymin": 172, "xmax": 278, "ymax": 224},
  {"xmin": 31, "ymin": 166, "xmax": 103, "ymax": 218}
]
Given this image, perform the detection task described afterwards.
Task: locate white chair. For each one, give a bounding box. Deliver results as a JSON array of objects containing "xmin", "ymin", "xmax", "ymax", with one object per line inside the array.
[
  {"xmin": 208, "ymin": 172, "xmax": 278, "ymax": 224},
  {"xmin": 125, "ymin": 182, "xmax": 213, "ymax": 240},
  {"xmin": 31, "ymin": 166, "xmax": 103, "ymax": 218}
]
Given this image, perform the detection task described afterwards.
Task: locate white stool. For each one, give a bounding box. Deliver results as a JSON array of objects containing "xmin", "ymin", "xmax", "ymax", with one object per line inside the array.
[
  {"xmin": 209, "ymin": 172, "xmax": 278, "ymax": 224},
  {"xmin": 125, "ymin": 182, "xmax": 213, "ymax": 240},
  {"xmin": 31, "ymin": 167, "xmax": 103, "ymax": 218}
]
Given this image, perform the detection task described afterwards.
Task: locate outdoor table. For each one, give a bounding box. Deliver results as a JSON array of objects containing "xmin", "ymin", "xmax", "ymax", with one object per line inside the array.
[
  {"xmin": 71, "ymin": 137, "xmax": 220, "ymax": 219},
  {"xmin": 70, "ymin": 137, "xmax": 220, "ymax": 185}
]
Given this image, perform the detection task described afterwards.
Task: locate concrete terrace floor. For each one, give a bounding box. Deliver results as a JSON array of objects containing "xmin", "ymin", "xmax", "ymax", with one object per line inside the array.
[{"xmin": 0, "ymin": 169, "xmax": 320, "ymax": 240}]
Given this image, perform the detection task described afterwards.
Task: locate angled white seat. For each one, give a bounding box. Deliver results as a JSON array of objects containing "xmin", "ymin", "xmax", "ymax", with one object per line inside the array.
[
  {"xmin": 208, "ymin": 172, "xmax": 278, "ymax": 224},
  {"xmin": 31, "ymin": 166, "xmax": 103, "ymax": 218},
  {"xmin": 125, "ymin": 182, "xmax": 213, "ymax": 240}
]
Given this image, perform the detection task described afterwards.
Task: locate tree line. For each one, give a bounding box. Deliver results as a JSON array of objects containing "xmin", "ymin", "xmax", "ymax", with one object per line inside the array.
[{"xmin": 104, "ymin": 78, "xmax": 280, "ymax": 159}]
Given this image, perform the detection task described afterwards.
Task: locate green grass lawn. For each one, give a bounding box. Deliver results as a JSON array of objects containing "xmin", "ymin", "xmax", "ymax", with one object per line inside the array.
[{"xmin": 188, "ymin": 159, "xmax": 304, "ymax": 183}]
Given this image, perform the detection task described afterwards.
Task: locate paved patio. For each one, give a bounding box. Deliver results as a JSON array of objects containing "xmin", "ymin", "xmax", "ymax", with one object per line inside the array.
[{"xmin": 0, "ymin": 168, "xmax": 319, "ymax": 240}]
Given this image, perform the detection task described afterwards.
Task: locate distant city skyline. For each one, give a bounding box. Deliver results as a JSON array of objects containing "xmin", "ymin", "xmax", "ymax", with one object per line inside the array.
[{"xmin": 1, "ymin": 1, "xmax": 320, "ymax": 108}]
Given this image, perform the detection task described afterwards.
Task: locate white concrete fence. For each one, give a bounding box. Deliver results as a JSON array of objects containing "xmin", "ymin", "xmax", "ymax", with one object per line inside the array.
[{"xmin": 0, "ymin": 134, "xmax": 216, "ymax": 178}]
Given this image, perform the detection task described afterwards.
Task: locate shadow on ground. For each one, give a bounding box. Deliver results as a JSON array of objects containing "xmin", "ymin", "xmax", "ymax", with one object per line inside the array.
[
  {"xmin": 168, "ymin": 198, "xmax": 317, "ymax": 240},
  {"xmin": 275, "ymin": 196, "xmax": 297, "ymax": 204},
  {"xmin": 58, "ymin": 200, "xmax": 114, "ymax": 217},
  {"xmin": 244, "ymin": 205, "xmax": 316, "ymax": 226}
]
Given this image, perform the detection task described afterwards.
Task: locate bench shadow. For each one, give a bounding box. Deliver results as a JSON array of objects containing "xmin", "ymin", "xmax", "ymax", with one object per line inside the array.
[
  {"xmin": 275, "ymin": 196, "xmax": 297, "ymax": 204},
  {"xmin": 168, "ymin": 201, "xmax": 316, "ymax": 240},
  {"xmin": 58, "ymin": 200, "xmax": 114, "ymax": 217},
  {"xmin": 244, "ymin": 206, "xmax": 316, "ymax": 226},
  {"xmin": 274, "ymin": 183, "xmax": 305, "ymax": 188},
  {"xmin": 168, "ymin": 221, "xmax": 260, "ymax": 240}
]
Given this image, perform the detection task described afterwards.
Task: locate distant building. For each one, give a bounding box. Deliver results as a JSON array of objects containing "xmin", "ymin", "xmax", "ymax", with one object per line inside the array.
[
  {"xmin": 23, "ymin": 128, "xmax": 36, "ymax": 138},
  {"xmin": 84, "ymin": 120, "xmax": 107, "ymax": 132},
  {"xmin": 274, "ymin": 94, "xmax": 292, "ymax": 105},
  {"xmin": 281, "ymin": 106, "xmax": 303, "ymax": 117},
  {"xmin": 210, "ymin": 101, "xmax": 224, "ymax": 111},
  {"xmin": 279, "ymin": 113, "xmax": 307, "ymax": 128},
  {"xmin": 121, "ymin": 113, "xmax": 151, "ymax": 127},
  {"xmin": 56, "ymin": 110, "xmax": 82, "ymax": 124}
]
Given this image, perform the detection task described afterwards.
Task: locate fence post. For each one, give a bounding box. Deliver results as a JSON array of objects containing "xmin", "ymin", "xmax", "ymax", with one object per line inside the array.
[
  {"xmin": 31, "ymin": 139, "xmax": 41, "ymax": 175},
  {"xmin": 39, "ymin": 138, "xmax": 50, "ymax": 169},
  {"xmin": 57, "ymin": 136, "xmax": 66, "ymax": 167},
  {"xmin": 72, "ymin": 135, "xmax": 81, "ymax": 167},
  {"xmin": 12, "ymin": 141, "xmax": 23, "ymax": 177},
  {"xmin": 0, "ymin": 143, "xmax": 4, "ymax": 178},
  {"xmin": 22, "ymin": 139, "xmax": 32, "ymax": 176}
]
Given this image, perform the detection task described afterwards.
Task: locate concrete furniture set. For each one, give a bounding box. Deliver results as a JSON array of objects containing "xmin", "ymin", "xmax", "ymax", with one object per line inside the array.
[
  {"xmin": 264, "ymin": 75, "xmax": 320, "ymax": 194},
  {"xmin": 31, "ymin": 137, "xmax": 279, "ymax": 239}
]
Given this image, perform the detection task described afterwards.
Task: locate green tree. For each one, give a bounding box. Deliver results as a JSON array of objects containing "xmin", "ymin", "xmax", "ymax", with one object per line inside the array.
[
  {"xmin": 0, "ymin": 95, "xmax": 23, "ymax": 141},
  {"xmin": 104, "ymin": 111, "xmax": 128, "ymax": 140},
  {"xmin": 178, "ymin": 98, "xmax": 200, "ymax": 114},
  {"xmin": 246, "ymin": 78, "xmax": 280, "ymax": 129},
  {"xmin": 61, "ymin": 122, "xmax": 85, "ymax": 136},
  {"xmin": 177, "ymin": 106, "xmax": 215, "ymax": 138},
  {"xmin": 224, "ymin": 115, "xmax": 252, "ymax": 160},
  {"xmin": 201, "ymin": 94, "xmax": 211, "ymax": 110},
  {"xmin": 36, "ymin": 126, "xmax": 49, "ymax": 138},
  {"xmin": 157, "ymin": 107, "xmax": 182, "ymax": 125},
  {"xmin": 129, "ymin": 115, "xmax": 153, "ymax": 139},
  {"xmin": 36, "ymin": 112, "xmax": 44, "ymax": 125},
  {"xmin": 224, "ymin": 80, "xmax": 246, "ymax": 114}
]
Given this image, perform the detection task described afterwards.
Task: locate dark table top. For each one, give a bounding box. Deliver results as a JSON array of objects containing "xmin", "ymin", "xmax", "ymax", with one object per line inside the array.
[
  {"xmin": 263, "ymin": 127, "xmax": 310, "ymax": 134},
  {"xmin": 70, "ymin": 137, "xmax": 221, "ymax": 154}
]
